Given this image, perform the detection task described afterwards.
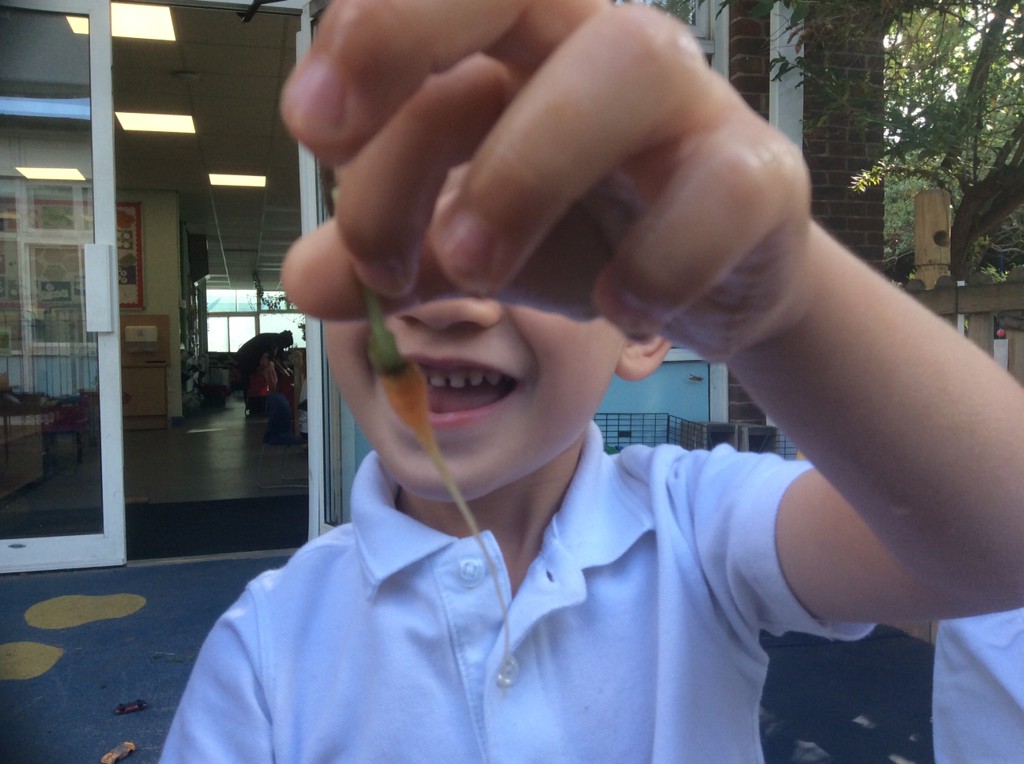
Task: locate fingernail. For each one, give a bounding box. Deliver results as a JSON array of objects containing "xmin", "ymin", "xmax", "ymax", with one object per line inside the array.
[
  {"xmin": 354, "ymin": 259, "xmax": 414, "ymax": 298},
  {"xmin": 283, "ymin": 56, "xmax": 348, "ymax": 138},
  {"xmin": 434, "ymin": 209, "xmax": 498, "ymax": 291}
]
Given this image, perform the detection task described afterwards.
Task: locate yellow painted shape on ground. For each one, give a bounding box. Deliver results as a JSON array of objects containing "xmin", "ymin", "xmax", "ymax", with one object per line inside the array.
[
  {"xmin": 24, "ymin": 593, "xmax": 146, "ymax": 630},
  {"xmin": 0, "ymin": 641, "xmax": 64, "ymax": 680}
]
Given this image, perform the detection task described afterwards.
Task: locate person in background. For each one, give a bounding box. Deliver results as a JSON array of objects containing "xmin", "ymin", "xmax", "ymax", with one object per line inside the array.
[
  {"xmin": 256, "ymin": 349, "xmax": 279, "ymax": 391},
  {"xmin": 235, "ymin": 329, "xmax": 293, "ymax": 414}
]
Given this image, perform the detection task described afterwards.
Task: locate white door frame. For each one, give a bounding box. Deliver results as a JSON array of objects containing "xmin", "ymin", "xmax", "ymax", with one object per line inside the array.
[
  {"xmin": 295, "ymin": 4, "xmax": 328, "ymax": 539},
  {"xmin": 296, "ymin": 0, "xmax": 354, "ymax": 537}
]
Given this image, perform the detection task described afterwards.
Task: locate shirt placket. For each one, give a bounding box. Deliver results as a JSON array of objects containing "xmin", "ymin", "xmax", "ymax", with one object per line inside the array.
[{"xmin": 434, "ymin": 535, "xmax": 512, "ymax": 758}]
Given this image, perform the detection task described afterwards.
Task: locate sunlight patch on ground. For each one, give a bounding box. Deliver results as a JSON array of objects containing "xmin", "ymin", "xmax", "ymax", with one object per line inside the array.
[{"xmin": 790, "ymin": 739, "xmax": 832, "ymax": 762}]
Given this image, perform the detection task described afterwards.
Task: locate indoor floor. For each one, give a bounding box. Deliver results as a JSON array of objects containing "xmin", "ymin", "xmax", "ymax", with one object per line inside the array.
[
  {"xmin": 0, "ymin": 392, "xmax": 309, "ymax": 559},
  {"xmin": 123, "ymin": 392, "xmax": 307, "ymax": 504}
]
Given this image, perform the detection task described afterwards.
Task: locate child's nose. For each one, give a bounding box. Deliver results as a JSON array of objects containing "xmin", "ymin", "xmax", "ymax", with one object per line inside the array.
[{"xmin": 398, "ymin": 298, "xmax": 504, "ymax": 332}]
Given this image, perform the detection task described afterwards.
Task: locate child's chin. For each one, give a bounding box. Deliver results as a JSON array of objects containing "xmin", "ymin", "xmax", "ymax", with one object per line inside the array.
[{"xmin": 399, "ymin": 470, "xmax": 498, "ymax": 506}]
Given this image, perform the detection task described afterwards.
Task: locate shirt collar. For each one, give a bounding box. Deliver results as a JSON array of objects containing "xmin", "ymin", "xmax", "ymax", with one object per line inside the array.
[
  {"xmin": 546, "ymin": 422, "xmax": 654, "ymax": 572},
  {"xmin": 352, "ymin": 423, "xmax": 653, "ymax": 592},
  {"xmin": 352, "ymin": 453, "xmax": 457, "ymax": 592}
]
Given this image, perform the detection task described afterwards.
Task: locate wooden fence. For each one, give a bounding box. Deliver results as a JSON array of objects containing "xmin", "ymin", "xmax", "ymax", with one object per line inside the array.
[
  {"xmin": 908, "ymin": 189, "xmax": 1024, "ymax": 385},
  {"xmin": 906, "ymin": 267, "xmax": 1024, "ymax": 385}
]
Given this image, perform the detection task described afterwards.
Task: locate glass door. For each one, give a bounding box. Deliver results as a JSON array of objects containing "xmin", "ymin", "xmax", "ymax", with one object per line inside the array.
[{"xmin": 0, "ymin": 0, "xmax": 125, "ymax": 571}]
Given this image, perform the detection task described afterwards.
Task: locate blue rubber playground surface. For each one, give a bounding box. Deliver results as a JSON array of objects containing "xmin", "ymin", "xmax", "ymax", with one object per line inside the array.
[
  {"xmin": 1, "ymin": 553, "xmax": 290, "ymax": 763},
  {"xmin": 1, "ymin": 552, "xmax": 935, "ymax": 763}
]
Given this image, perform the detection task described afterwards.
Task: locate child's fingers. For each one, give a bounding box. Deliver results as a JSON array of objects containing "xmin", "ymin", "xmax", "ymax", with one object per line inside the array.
[
  {"xmin": 281, "ymin": 218, "xmax": 456, "ymax": 322},
  {"xmin": 425, "ymin": 5, "xmax": 732, "ymax": 295},
  {"xmin": 334, "ymin": 55, "xmax": 510, "ymax": 297},
  {"xmin": 594, "ymin": 122, "xmax": 813, "ymax": 352},
  {"xmin": 284, "ymin": 0, "xmax": 814, "ymax": 360},
  {"xmin": 280, "ymin": 221, "xmax": 366, "ymax": 320},
  {"xmin": 281, "ymin": 0, "xmax": 602, "ymax": 165}
]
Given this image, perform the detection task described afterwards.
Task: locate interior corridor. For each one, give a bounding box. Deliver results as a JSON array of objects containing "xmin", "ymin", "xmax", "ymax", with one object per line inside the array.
[{"xmin": 0, "ymin": 393, "xmax": 309, "ymax": 557}]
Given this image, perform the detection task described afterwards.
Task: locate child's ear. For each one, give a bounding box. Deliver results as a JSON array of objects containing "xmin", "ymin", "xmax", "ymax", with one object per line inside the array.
[{"xmin": 615, "ymin": 335, "xmax": 672, "ymax": 382}]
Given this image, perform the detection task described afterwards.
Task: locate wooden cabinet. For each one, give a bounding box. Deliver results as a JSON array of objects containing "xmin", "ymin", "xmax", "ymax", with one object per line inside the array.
[{"xmin": 121, "ymin": 363, "xmax": 169, "ymax": 430}]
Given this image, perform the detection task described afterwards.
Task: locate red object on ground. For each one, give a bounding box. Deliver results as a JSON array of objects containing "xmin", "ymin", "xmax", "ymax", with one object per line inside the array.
[{"xmin": 114, "ymin": 699, "xmax": 147, "ymax": 715}]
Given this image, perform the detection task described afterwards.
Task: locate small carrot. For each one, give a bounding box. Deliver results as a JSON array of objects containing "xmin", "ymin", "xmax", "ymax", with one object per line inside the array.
[{"xmin": 363, "ymin": 288, "xmax": 515, "ymax": 687}]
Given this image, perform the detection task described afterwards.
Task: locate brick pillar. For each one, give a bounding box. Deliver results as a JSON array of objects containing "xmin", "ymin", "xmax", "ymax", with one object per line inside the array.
[
  {"xmin": 728, "ymin": 1, "xmax": 771, "ymax": 119},
  {"xmin": 724, "ymin": 3, "xmax": 886, "ymax": 425},
  {"xmin": 803, "ymin": 36, "xmax": 886, "ymax": 271}
]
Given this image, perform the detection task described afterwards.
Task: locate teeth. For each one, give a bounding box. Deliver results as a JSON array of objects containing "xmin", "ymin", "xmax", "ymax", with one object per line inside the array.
[{"xmin": 425, "ymin": 369, "xmax": 505, "ymax": 389}]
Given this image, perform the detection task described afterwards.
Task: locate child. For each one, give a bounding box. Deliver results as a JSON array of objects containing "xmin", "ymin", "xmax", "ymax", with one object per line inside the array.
[
  {"xmin": 235, "ymin": 330, "xmax": 295, "ymax": 376},
  {"xmin": 161, "ymin": 0, "xmax": 1024, "ymax": 760},
  {"xmin": 256, "ymin": 349, "xmax": 279, "ymax": 393}
]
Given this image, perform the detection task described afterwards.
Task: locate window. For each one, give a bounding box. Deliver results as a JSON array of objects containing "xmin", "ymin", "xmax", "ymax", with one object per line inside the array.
[
  {"xmin": 205, "ymin": 289, "xmax": 304, "ymax": 353},
  {"xmin": 206, "ymin": 315, "xmax": 229, "ymax": 352}
]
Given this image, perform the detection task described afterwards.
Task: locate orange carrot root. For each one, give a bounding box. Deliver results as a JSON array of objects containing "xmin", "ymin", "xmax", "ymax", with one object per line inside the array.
[{"xmin": 380, "ymin": 364, "xmax": 434, "ymax": 445}]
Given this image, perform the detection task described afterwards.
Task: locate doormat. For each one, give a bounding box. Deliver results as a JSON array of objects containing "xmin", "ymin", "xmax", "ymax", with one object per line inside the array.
[
  {"xmin": 0, "ymin": 505, "xmax": 102, "ymax": 540},
  {"xmin": 126, "ymin": 494, "xmax": 308, "ymax": 560}
]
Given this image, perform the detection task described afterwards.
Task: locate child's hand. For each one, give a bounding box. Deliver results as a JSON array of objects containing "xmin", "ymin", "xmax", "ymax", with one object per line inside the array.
[{"xmin": 280, "ymin": 0, "xmax": 814, "ymax": 360}]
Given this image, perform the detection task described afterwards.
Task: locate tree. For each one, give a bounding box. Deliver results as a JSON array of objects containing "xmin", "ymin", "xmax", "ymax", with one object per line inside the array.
[{"xmin": 726, "ymin": 0, "xmax": 1024, "ymax": 280}]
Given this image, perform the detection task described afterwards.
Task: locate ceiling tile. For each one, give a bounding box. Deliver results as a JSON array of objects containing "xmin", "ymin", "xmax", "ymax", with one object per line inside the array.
[{"xmin": 113, "ymin": 5, "xmax": 301, "ymax": 290}]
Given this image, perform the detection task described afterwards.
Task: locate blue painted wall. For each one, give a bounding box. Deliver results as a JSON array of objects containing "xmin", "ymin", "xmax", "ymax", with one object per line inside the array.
[{"xmin": 598, "ymin": 359, "xmax": 710, "ymax": 421}]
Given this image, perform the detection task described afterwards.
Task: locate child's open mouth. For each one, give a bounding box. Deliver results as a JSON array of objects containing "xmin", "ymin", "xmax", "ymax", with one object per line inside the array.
[{"xmin": 424, "ymin": 368, "xmax": 517, "ymax": 414}]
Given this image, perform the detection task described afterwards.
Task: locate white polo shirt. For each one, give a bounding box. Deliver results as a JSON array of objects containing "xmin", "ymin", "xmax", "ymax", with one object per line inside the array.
[
  {"xmin": 161, "ymin": 424, "xmax": 870, "ymax": 762},
  {"xmin": 933, "ymin": 609, "xmax": 1024, "ymax": 762}
]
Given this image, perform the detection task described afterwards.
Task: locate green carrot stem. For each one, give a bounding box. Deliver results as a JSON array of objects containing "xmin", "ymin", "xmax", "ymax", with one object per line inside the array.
[{"xmin": 364, "ymin": 287, "xmax": 407, "ymax": 375}]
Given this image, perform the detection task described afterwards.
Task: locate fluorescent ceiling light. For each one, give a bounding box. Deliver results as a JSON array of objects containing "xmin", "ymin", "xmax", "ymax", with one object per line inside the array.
[
  {"xmin": 0, "ymin": 96, "xmax": 90, "ymax": 120},
  {"xmin": 66, "ymin": 16, "xmax": 89, "ymax": 35},
  {"xmin": 67, "ymin": 4, "xmax": 175, "ymax": 40},
  {"xmin": 16, "ymin": 167, "xmax": 86, "ymax": 181},
  {"xmin": 115, "ymin": 111, "xmax": 195, "ymax": 133},
  {"xmin": 113, "ymin": 3, "xmax": 175, "ymax": 40},
  {"xmin": 209, "ymin": 174, "xmax": 267, "ymax": 188}
]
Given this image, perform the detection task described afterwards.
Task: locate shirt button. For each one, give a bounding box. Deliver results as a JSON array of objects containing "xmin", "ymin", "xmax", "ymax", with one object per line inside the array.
[
  {"xmin": 497, "ymin": 655, "xmax": 519, "ymax": 689},
  {"xmin": 458, "ymin": 558, "xmax": 485, "ymax": 587}
]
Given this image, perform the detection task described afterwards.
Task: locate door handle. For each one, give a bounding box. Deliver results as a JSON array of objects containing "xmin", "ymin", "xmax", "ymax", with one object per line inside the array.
[{"xmin": 84, "ymin": 242, "xmax": 116, "ymax": 333}]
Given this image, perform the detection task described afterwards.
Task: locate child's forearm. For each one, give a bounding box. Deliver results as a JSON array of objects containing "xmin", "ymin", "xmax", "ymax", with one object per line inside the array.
[{"xmin": 729, "ymin": 223, "xmax": 1024, "ymax": 611}]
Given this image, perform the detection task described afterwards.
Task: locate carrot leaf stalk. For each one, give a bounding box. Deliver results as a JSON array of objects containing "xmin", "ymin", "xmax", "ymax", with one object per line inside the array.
[{"xmin": 363, "ymin": 287, "xmax": 515, "ymax": 687}]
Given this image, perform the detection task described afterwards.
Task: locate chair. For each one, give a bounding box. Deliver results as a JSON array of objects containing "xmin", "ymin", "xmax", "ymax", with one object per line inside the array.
[
  {"xmin": 41, "ymin": 393, "xmax": 91, "ymax": 465},
  {"xmin": 256, "ymin": 392, "xmax": 306, "ymax": 489}
]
